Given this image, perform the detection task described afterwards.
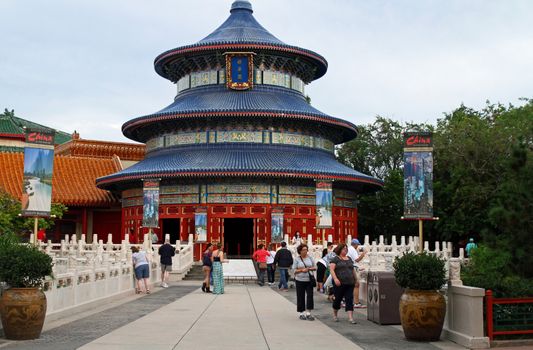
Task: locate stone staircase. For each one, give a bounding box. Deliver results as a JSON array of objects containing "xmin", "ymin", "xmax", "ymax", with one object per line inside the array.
[
  {"xmin": 183, "ymin": 260, "xmax": 259, "ymax": 284},
  {"xmin": 183, "ymin": 264, "xmax": 205, "ymax": 281}
]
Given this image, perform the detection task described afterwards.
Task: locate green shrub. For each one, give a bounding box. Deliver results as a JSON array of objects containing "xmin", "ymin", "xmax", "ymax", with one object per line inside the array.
[
  {"xmin": 393, "ymin": 251, "xmax": 447, "ymax": 290},
  {"xmin": 462, "ymin": 245, "xmax": 533, "ymax": 297},
  {"xmin": 0, "ymin": 233, "xmax": 53, "ymax": 288}
]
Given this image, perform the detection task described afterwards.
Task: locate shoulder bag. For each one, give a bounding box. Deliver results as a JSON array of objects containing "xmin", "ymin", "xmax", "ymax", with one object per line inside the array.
[{"xmin": 300, "ymin": 257, "xmax": 317, "ymax": 287}]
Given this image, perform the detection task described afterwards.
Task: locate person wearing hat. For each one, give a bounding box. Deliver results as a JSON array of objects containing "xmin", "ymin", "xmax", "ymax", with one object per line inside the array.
[{"xmin": 347, "ymin": 238, "xmax": 366, "ymax": 308}]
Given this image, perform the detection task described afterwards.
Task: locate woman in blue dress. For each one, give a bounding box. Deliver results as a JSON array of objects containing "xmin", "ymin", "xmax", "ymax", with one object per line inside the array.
[{"xmin": 211, "ymin": 245, "xmax": 226, "ymax": 294}]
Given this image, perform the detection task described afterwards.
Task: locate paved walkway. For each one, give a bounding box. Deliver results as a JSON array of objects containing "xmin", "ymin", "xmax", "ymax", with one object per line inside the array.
[{"xmin": 0, "ymin": 281, "xmax": 472, "ymax": 350}]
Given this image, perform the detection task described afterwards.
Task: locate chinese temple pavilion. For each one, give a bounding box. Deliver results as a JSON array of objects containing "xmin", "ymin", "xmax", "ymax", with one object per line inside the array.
[{"xmin": 97, "ymin": 1, "xmax": 383, "ymax": 258}]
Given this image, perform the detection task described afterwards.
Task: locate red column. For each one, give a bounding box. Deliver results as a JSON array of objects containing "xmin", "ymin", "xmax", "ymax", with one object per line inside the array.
[{"xmin": 486, "ymin": 290, "xmax": 494, "ymax": 340}]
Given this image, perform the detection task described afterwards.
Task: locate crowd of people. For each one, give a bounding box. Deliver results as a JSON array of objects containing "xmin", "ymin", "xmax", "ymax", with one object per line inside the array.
[{"xmin": 130, "ymin": 232, "xmax": 368, "ymax": 324}]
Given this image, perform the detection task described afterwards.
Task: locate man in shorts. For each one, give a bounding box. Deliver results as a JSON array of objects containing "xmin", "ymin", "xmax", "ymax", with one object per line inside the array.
[
  {"xmin": 347, "ymin": 238, "xmax": 366, "ymax": 308},
  {"xmin": 158, "ymin": 237, "xmax": 177, "ymax": 288}
]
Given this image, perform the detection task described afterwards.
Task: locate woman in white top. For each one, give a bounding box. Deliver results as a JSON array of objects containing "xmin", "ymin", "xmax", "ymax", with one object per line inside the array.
[
  {"xmin": 292, "ymin": 243, "xmax": 316, "ymax": 320},
  {"xmin": 266, "ymin": 243, "xmax": 276, "ymax": 285},
  {"xmin": 131, "ymin": 246, "xmax": 151, "ymax": 294}
]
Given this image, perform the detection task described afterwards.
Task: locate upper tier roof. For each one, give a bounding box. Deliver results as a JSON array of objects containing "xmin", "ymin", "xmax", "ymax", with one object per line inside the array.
[
  {"xmin": 122, "ymin": 85, "xmax": 357, "ymax": 143},
  {"xmin": 154, "ymin": 1, "xmax": 327, "ymax": 83}
]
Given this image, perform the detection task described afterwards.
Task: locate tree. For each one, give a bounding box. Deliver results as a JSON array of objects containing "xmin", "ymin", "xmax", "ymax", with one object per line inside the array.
[{"xmin": 0, "ymin": 189, "xmax": 67, "ymax": 238}]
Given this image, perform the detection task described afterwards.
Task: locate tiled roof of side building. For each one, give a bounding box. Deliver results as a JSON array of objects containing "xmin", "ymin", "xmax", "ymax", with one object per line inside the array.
[
  {"xmin": 123, "ymin": 85, "xmax": 357, "ymax": 143},
  {"xmin": 55, "ymin": 137, "xmax": 145, "ymax": 161},
  {"xmin": 0, "ymin": 112, "xmax": 72, "ymax": 145},
  {"xmin": 0, "ymin": 152, "xmax": 121, "ymax": 207},
  {"xmin": 97, "ymin": 144, "xmax": 384, "ymax": 192}
]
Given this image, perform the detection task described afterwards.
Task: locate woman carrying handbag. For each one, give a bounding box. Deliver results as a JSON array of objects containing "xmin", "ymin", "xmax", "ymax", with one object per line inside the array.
[{"xmin": 292, "ymin": 243, "xmax": 316, "ymax": 320}]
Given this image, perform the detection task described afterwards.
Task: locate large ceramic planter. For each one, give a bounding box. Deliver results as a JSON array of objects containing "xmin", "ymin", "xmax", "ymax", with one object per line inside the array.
[
  {"xmin": 0, "ymin": 288, "xmax": 47, "ymax": 340},
  {"xmin": 399, "ymin": 289, "xmax": 446, "ymax": 341}
]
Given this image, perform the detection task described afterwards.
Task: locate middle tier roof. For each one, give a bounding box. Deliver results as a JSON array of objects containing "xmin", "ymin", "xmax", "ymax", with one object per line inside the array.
[{"xmin": 122, "ymin": 85, "xmax": 358, "ymax": 143}]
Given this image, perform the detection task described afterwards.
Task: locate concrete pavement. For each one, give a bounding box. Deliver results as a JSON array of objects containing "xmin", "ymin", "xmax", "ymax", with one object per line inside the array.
[
  {"xmin": 0, "ymin": 281, "xmax": 473, "ymax": 350},
  {"xmin": 80, "ymin": 283, "xmax": 363, "ymax": 350}
]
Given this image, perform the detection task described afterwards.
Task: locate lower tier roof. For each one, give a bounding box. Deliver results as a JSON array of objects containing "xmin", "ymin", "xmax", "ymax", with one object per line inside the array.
[{"xmin": 96, "ymin": 144, "xmax": 383, "ymax": 193}]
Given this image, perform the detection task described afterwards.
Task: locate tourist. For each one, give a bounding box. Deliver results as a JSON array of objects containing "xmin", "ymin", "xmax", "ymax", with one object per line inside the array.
[
  {"xmin": 347, "ymin": 239, "xmax": 366, "ymax": 308},
  {"xmin": 292, "ymin": 243, "xmax": 316, "ymax": 320},
  {"xmin": 131, "ymin": 246, "xmax": 150, "ymax": 294},
  {"xmin": 37, "ymin": 229, "xmax": 46, "ymax": 242},
  {"xmin": 291, "ymin": 231, "xmax": 303, "ymax": 246},
  {"xmin": 158, "ymin": 238, "xmax": 176, "ymax": 288},
  {"xmin": 211, "ymin": 245, "xmax": 226, "ymax": 294},
  {"xmin": 329, "ymin": 243, "xmax": 357, "ymax": 324},
  {"xmin": 465, "ymin": 238, "xmax": 478, "ymax": 257},
  {"xmin": 252, "ymin": 244, "xmax": 270, "ymax": 286},
  {"xmin": 274, "ymin": 241, "xmax": 293, "ymax": 291},
  {"xmin": 317, "ymin": 242, "xmax": 334, "ymax": 292},
  {"xmin": 202, "ymin": 243, "xmax": 213, "ymax": 293},
  {"xmin": 266, "ymin": 243, "xmax": 277, "ymax": 285},
  {"xmin": 150, "ymin": 231, "xmax": 158, "ymax": 245}
]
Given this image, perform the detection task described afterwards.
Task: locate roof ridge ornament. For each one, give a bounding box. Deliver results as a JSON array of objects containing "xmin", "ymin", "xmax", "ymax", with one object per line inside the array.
[{"xmin": 230, "ymin": 0, "xmax": 253, "ymax": 13}]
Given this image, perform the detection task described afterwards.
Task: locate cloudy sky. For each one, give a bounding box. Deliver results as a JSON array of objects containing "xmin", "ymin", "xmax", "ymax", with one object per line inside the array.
[{"xmin": 1, "ymin": 0, "xmax": 532, "ymax": 143}]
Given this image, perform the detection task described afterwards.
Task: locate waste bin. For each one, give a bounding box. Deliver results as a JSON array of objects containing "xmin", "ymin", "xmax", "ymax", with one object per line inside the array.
[{"xmin": 367, "ymin": 271, "xmax": 403, "ymax": 325}]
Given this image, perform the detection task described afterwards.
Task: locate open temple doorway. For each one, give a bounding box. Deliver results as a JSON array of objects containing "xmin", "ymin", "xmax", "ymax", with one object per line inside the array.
[
  {"xmin": 224, "ymin": 218, "xmax": 254, "ymax": 258},
  {"xmin": 162, "ymin": 218, "xmax": 180, "ymax": 244}
]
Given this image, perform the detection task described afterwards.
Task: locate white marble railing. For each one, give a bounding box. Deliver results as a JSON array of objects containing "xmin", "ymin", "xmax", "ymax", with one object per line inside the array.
[
  {"xmin": 29, "ymin": 232, "xmax": 194, "ymax": 317},
  {"xmin": 285, "ymin": 233, "xmax": 465, "ymax": 286}
]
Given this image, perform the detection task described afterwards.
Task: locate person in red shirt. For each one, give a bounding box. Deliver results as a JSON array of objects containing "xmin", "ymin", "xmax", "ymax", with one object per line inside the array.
[
  {"xmin": 37, "ymin": 229, "xmax": 46, "ymax": 242},
  {"xmin": 252, "ymin": 244, "xmax": 270, "ymax": 286}
]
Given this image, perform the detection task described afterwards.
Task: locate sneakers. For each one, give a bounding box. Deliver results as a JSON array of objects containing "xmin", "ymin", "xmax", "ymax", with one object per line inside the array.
[
  {"xmin": 161, "ymin": 282, "xmax": 168, "ymax": 288},
  {"xmin": 354, "ymin": 303, "xmax": 366, "ymax": 308},
  {"xmin": 306, "ymin": 314, "xmax": 315, "ymax": 321},
  {"xmin": 349, "ymin": 319, "xmax": 357, "ymax": 324},
  {"xmin": 299, "ymin": 313, "xmax": 307, "ymax": 320}
]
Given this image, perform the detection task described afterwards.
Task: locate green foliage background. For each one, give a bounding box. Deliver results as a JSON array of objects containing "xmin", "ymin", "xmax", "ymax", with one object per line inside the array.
[{"xmin": 337, "ymin": 99, "xmax": 533, "ymax": 295}]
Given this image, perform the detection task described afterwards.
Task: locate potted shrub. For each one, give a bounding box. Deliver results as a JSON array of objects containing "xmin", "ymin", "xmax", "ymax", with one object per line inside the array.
[
  {"xmin": 393, "ymin": 251, "xmax": 447, "ymax": 341},
  {"xmin": 0, "ymin": 233, "xmax": 53, "ymax": 340}
]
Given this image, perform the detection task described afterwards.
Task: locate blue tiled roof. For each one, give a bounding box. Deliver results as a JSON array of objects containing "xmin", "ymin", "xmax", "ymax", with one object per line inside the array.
[
  {"xmin": 154, "ymin": 1, "xmax": 327, "ymax": 82},
  {"xmin": 122, "ymin": 85, "xmax": 357, "ymax": 142},
  {"xmin": 198, "ymin": 1, "xmax": 285, "ymax": 46},
  {"xmin": 96, "ymin": 144, "xmax": 383, "ymax": 191}
]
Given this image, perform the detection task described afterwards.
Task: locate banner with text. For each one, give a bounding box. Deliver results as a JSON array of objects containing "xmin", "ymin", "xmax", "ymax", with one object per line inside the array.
[
  {"xmin": 194, "ymin": 208, "xmax": 207, "ymax": 242},
  {"xmin": 142, "ymin": 180, "xmax": 160, "ymax": 228},
  {"xmin": 21, "ymin": 129, "xmax": 55, "ymax": 217},
  {"xmin": 403, "ymin": 132, "xmax": 434, "ymax": 219},
  {"xmin": 316, "ymin": 181, "xmax": 333, "ymax": 228},
  {"xmin": 271, "ymin": 208, "xmax": 284, "ymax": 243}
]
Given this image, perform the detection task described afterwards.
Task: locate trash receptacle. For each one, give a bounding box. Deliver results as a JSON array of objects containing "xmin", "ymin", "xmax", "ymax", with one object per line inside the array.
[{"xmin": 367, "ymin": 271, "xmax": 403, "ymax": 325}]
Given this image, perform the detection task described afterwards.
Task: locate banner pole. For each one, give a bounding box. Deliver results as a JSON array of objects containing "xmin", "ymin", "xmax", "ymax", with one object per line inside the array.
[
  {"xmin": 33, "ymin": 217, "xmax": 39, "ymax": 246},
  {"xmin": 418, "ymin": 219, "xmax": 423, "ymax": 253}
]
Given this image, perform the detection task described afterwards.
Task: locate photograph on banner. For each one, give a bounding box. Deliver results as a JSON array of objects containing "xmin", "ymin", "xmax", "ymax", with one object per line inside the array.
[
  {"xmin": 21, "ymin": 129, "xmax": 55, "ymax": 217},
  {"xmin": 21, "ymin": 147, "xmax": 54, "ymax": 216},
  {"xmin": 316, "ymin": 181, "xmax": 333, "ymax": 228},
  {"xmin": 194, "ymin": 211, "xmax": 207, "ymax": 242},
  {"xmin": 271, "ymin": 209, "xmax": 284, "ymax": 243},
  {"xmin": 403, "ymin": 151, "xmax": 433, "ymax": 218},
  {"xmin": 143, "ymin": 180, "xmax": 160, "ymax": 228}
]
